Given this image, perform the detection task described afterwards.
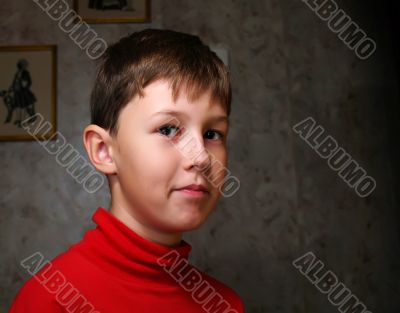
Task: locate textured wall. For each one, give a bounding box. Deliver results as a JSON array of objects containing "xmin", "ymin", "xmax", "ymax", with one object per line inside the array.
[
  {"xmin": 281, "ymin": 1, "xmax": 399, "ymax": 312},
  {"xmin": 1, "ymin": 0, "xmax": 399, "ymax": 312}
]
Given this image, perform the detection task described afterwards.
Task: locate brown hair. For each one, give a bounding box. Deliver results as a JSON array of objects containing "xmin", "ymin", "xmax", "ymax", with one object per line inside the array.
[{"xmin": 90, "ymin": 28, "xmax": 231, "ymax": 137}]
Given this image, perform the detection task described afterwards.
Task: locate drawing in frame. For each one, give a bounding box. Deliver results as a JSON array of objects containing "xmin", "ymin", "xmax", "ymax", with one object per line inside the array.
[
  {"xmin": 74, "ymin": 0, "xmax": 151, "ymax": 23},
  {"xmin": 0, "ymin": 45, "xmax": 57, "ymax": 141}
]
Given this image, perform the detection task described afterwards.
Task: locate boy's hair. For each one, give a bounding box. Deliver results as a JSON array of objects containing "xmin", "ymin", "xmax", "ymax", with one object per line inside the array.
[{"xmin": 90, "ymin": 28, "xmax": 231, "ymax": 137}]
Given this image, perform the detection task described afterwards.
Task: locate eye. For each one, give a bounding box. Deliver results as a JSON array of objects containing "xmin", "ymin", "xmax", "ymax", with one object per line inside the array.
[
  {"xmin": 205, "ymin": 129, "xmax": 224, "ymax": 141},
  {"xmin": 158, "ymin": 124, "xmax": 180, "ymax": 138}
]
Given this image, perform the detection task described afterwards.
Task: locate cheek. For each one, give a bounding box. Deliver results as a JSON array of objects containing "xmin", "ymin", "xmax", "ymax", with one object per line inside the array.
[
  {"xmin": 133, "ymin": 138, "xmax": 180, "ymax": 181},
  {"xmin": 207, "ymin": 147, "xmax": 228, "ymax": 187},
  {"xmin": 210, "ymin": 146, "xmax": 227, "ymax": 166}
]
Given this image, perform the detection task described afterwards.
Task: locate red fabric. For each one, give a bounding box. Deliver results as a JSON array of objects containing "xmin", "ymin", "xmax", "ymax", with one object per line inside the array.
[{"xmin": 9, "ymin": 207, "xmax": 245, "ymax": 313}]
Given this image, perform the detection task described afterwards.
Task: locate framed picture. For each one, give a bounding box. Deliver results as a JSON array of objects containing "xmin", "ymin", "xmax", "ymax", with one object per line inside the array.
[
  {"xmin": 0, "ymin": 45, "xmax": 57, "ymax": 141},
  {"xmin": 74, "ymin": 0, "xmax": 151, "ymax": 23}
]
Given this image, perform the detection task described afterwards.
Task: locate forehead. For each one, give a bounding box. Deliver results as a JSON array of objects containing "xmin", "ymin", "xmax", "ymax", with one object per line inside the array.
[{"xmin": 132, "ymin": 80, "xmax": 228, "ymax": 119}]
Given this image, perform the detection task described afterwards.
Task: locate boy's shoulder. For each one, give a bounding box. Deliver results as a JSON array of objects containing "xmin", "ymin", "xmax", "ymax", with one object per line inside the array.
[
  {"xmin": 9, "ymin": 241, "xmax": 92, "ymax": 313},
  {"xmin": 9, "ymin": 275, "xmax": 63, "ymax": 313},
  {"xmin": 8, "ymin": 252, "xmax": 68, "ymax": 313}
]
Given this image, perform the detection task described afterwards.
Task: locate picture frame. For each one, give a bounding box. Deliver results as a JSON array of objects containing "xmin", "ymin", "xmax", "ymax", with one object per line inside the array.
[
  {"xmin": 0, "ymin": 45, "xmax": 57, "ymax": 141},
  {"xmin": 74, "ymin": 0, "xmax": 151, "ymax": 23}
]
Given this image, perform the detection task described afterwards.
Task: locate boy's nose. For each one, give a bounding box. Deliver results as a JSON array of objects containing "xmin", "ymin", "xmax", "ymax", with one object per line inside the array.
[{"xmin": 177, "ymin": 129, "xmax": 211, "ymax": 172}]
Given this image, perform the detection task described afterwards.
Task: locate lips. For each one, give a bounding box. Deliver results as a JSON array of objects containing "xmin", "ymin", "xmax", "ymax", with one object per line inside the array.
[{"xmin": 177, "ymin": 184, "xmax": 209, "ymax": 193}]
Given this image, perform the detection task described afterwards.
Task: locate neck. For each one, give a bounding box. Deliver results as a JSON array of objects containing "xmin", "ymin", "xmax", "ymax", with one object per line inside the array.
[
  {"xmin": 109, "ymin": 200, "xmax": 183, "ymax": 248},
  {"xmin": 80, "ymin": 207, "xmax": 193, "ymax": 289}
]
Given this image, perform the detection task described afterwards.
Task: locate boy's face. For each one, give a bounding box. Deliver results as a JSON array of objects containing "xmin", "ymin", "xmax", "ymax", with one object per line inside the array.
[{"xmin": 109, "ymin": 79, "xmax": 229, "ymax": 236}]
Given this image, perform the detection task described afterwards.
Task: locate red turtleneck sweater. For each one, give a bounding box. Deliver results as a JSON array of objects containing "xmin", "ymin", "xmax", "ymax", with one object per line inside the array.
[{"xmin": 9, "ymin": 207, "xmax": 245, "ymax": 313}]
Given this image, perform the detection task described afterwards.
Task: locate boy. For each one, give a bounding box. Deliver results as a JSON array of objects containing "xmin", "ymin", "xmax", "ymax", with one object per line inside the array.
[{"xmin": 9, "ymin": 28, "xmax": 244, "ymax": 313}]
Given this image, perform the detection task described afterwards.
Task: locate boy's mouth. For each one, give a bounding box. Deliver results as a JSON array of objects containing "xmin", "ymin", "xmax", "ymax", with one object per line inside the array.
[
  {"xmin": 175, "ymin": 189, "xmax": 209, "ymax": 198},
  {"xmin": 177, "ymin": 184, "xmax": 209, "ymax": 193},
  {"xmin": 175, "ymin": 184, "xmax": 209, "ymax": 197}
]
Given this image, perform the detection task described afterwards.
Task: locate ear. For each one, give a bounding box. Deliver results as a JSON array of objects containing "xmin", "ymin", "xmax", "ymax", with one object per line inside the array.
[{"xmin": 83, "ymin": 124, "xmax": 117, "ymax": 175}]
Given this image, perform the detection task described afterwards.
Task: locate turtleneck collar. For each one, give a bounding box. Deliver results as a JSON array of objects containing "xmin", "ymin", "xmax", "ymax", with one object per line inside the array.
[{"xmin": 74, "ymin": 207, "xmax": 193, "ymax": 289}]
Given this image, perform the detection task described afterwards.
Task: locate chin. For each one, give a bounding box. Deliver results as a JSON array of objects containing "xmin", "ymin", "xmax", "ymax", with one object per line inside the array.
[{"xmin": 174, "ymin": 213, "xmax": 208, "ymax": 232}]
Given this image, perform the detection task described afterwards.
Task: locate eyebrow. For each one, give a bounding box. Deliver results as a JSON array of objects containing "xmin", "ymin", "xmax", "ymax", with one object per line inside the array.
[{"xmin": 150, "ymin": 109, "xmax": 229, "ymax": 125}]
